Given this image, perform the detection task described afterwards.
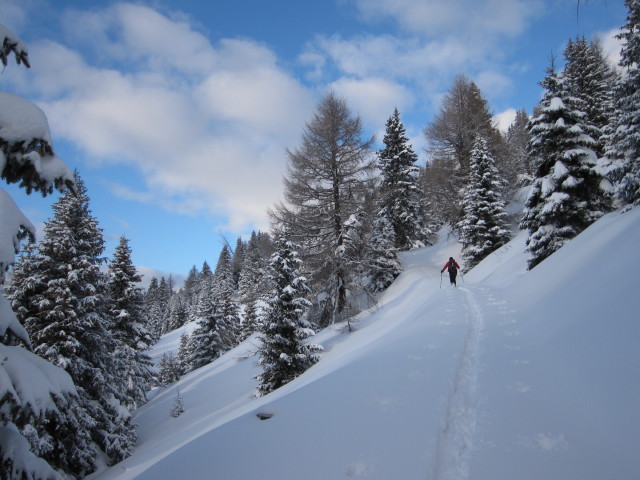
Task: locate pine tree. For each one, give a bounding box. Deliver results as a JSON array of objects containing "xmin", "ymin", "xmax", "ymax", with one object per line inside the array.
[
  {"xmin": 9, "ymin": 172, "xmax": 137, "ymax": 464},
  {"xmin": 563, "ymin": 37, "xmax": 616, "ymax": 159},
  {"xmin": 366, "ymin": 214, "xmax": 402, "ymax": 293},
  {"xmin": 521, "ymin": 59, "xmax": 606, "ymax": 269},
  {"xmin": 158, "ymin": 352, "xmax": 181, "ymax": 386},
  {"xmin": 505, "ymin": 108, "xmax": 534, "ymax": 185},
  {"xmin": 256, "ymin": 234, "xmax": 322, "ymax": 396},
  {"xmin": 107, "ymin": 235, "xmax": 154, "ymax": 409},
  {"xmin": 231, "ymin": 237, "xmax": 246, "ymax": 290},
  {"xmin": 603, "ymin": 0, "xmax": 640, "ymax": 205},
  {"xmin": 238, "ymin": 231, "xmax": 269, "ymax": 303},
  {"xmin": 176, "ymin": 331, "xmax": 195, "ymax": 374},
  {"xmin": 378, "ymin": 108, "xmax": 430, "ymax": 250},
  {"xmin": 170, "ymin": 389, "xmax": 185, "ymax": 418},
  {"xmin": 458, "ymin": 136, "xmax": 512, "ymax": 269}
]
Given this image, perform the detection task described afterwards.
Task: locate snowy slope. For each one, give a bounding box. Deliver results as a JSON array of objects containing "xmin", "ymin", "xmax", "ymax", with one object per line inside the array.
[{"xmin": 90, "ymin": 207, "xmax": 640, "ymax": 480}]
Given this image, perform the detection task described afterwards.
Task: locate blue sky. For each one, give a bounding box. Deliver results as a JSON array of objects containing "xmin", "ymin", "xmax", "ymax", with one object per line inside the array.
[{"xmin": 0, "ymin": 0, "xmax": 628, "ymax": 286}]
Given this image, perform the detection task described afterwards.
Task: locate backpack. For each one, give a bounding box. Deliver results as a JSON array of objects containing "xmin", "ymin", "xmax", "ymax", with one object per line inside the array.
[{"xmin": 448, "ymin": 261, "xmax": 457, "ymax": 274}]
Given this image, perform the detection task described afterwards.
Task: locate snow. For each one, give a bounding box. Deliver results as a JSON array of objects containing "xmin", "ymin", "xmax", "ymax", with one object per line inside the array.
[
  {"xmin": 89, "ymin": 207, "xmax": 640, "ymax": 480},
  {"xmin": 0, "ymin": 92, "xmax": 73, "ymax": 185},
  {"xmin": 0, "ymin": 188, "xmax": 34, "ymax": 269}
]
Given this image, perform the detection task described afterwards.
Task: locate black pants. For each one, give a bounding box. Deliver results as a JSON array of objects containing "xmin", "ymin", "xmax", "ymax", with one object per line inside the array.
[{"xmin": 448, "ymin": 269, "xmax": 457, "ymax": 286}]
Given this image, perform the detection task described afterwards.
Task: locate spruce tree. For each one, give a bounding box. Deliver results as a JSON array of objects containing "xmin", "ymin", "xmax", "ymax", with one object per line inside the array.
[
  {"xmin": 366, "ymin": 214, "xmax": 402, "ymax": 293},
  {"xmin": 378, "ymin": 108, "xmax": 430, "ymax": 250},
  {"xmin": 9, "ymin": 172, "xmax": 136, "ymax": 464},
  {"xmin": 505, "ymin": 108, "xmax": 534, "ymax": 184},
  {"xmin": 256, "ymin": 234, "xmax": 322, "ymax": 396},
  {"xmin": 521, "ymin": 59, "xmax": 606, "ymax": 269},
  {"xmin": 604, "ymin": 0, "xmax": 640, "ymax": 205},
  {"xmin": 458, "ymin": 136, "xmax": 512, "ymax": 269},
  {"xmin": 563, "ymin": 37, "xmax": 616, "ymax": 159},
  {"xmin": 107, "ymin": 235, "xmax": 154, "ymax": 408}
]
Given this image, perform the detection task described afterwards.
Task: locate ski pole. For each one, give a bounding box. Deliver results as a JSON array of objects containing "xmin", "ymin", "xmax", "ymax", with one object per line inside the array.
[
  {"xmin": 440, "ymin": 272, "xmax": 442, "ymax": 288},
  {"xmin": 460, "ymin": 271, "xmax": 465, "ymax": 284}
]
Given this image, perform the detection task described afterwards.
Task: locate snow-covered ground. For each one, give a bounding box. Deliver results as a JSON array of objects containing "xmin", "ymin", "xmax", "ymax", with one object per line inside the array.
[{"xmin": 90, "ymin": 207, "xmax": 640, "ymax": 480}]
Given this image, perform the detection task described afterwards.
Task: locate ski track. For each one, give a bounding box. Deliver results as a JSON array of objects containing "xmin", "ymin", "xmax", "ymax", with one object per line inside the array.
[{"xmin": 432, "ymin": 286, "xmax": 484, "ymax": 480}]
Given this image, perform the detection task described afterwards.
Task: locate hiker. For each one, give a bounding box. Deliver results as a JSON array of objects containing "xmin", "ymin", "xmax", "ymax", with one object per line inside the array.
[{"xmin": 441, "ymin": 257, "xmax": 461, "ymax": 286}]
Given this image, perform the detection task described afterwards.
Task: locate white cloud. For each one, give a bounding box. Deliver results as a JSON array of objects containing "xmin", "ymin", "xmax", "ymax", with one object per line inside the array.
[
  {"xmin": 598, "ymin": 28, "xmax": 623, "ymax": 69},
  {"xmin": 330, "ymin": 77, "xmax": 413, "ymax": 131},
  {"xmin": 351, "ymin": 0, "xmax": 543, "ymax": 42},
  {"xmin": 493, "ymin": 108, "xmax": 517, "ymax": 133},
  {"xmin": 12, "ymin": 3, "xmax": 316, "ymax": 234}
]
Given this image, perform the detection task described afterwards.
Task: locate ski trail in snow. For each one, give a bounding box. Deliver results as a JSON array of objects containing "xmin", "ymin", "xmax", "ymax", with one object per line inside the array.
[{"xmin": 432, "ymin": 287, "xmax": 484, "ymax": 480}]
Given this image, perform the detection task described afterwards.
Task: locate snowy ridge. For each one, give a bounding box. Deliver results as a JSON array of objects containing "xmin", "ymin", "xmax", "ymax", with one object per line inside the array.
[{"xmin": 90, "ymin": 207, "xmax": 640, "ymax": 480}]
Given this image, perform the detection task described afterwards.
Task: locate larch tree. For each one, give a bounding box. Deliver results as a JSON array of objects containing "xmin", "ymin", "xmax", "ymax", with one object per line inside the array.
[
  {"xmin": 270, "ymin": 91, "xmax": 374, "ymax": 324},
  {"xmin": 256, "ymin": 234, "xmax": 322, "ymax": 396},
  {"xmin": 458, "ymin": 136, "xmax": 512, "ymax": 270},
  {"xmin": 107, "ymin": 235, "xmax": 154, "ymax": 409},
  {"xmin": 9, "ymin": 172, "xmax": 137, "ymax": 464},
  {"xmin": 423, "ymin": 75, "xmax": 504, "ymax": 224}
]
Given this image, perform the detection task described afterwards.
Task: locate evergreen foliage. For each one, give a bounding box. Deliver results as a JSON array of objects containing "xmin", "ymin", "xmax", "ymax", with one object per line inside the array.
[
  {"xmin": 505, "ymin": 108, "xmax": 534, "ymax": 185},
  {"xmin": 521, "ymin": 58, "xmax": 607, "ymax": 269},
  {"xmin": 9, "ymin": 172, "xmax": 137, "ymax": 465},
  {"xmin": 256, "ymin": 234, "xmax": 322, "ymax": 396},
  {"xmin": 107, "ymin": 235, "xmax": 154, "ymax": 408},
  {"xmin": 603, "ymin": 0, "xmax": 640, "ymax": 205},
  {"xmin": 378, "ymin": 108, "xmax": 430, "ymax": 250},
  {"xmin": 170, "ymin": 389, "xmax": 185, "ymax": 418},
  {"xmin": 366, "ymin": 214, "xmax": 402, "ymax": 293},
  {"xmin": 458, "ymin": 136, "xmax": 512, "ymax": 269}
]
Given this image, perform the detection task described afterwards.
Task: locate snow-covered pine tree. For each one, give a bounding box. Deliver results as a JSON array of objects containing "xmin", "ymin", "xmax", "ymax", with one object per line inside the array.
[
  {"xmin": 563, "ymin": 37, "xmax": 616, "ymax": 159},
  {"xmin": 189, "ymin": 289, "xmax": 226, "ymax": 370},
  {"xmin": 521, "ymin": 58, "xmax": 606, "ymax": 269},
  {"xmin": 177, "ymin": 331, "xmax": 195, "ymax": 374},
  {"xmin": 0, "ymin": 24, "xmax": 99, "ymax": 479},
  {"xmin": 157, "ymin": 352, "xmax": 181, "ymax": 386},
  {"xmin": 212, "ymin": 244, "xmax": 241, "ymax": 346},
  {"xmin": 458, "ymin": 136, "xmax": 512, "ymax": 270},
  {"xmin": 9, "ymin": 172, "xmax": 137, "ymax": 464},
  {"xmin": 603, "ymin": 0, "xmax": 640, "ymax": 205},
  {"xmin": 378, "ymin": 108, "xmax": 430, "ymax": 250},
  {"xmin": 256, "ymin": 234, "xmax": 322, "ymax": 396},
  {"xmin": 170, "ymin": 389, "xmax": 184, "ymax": 418},
  {"xmin": 107, "ymin": 235, "xmax": 154, "ymax": 409},
  {"xmin": 165, "ymin": 294, "xmax": 189, "ymax": 332},
  {"xmin": 231, "ymin": 237, "xmax": 246, "ymax": 290},
  {"xmin": 505, "ymin": 108, "xmax": 534, "ymax": 185},
  {"xmin": 238, "ymin": 231, "xmax": 269, "ymax": 304},
  {"xmin": 366, "ymin": 213, "xmax": 402, "ymax": 293}
]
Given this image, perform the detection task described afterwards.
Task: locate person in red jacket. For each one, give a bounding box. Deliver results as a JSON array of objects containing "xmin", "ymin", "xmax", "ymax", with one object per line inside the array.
[{"xmin": 441, "ymin": 257, "xmax": 461, "ymax": 286}]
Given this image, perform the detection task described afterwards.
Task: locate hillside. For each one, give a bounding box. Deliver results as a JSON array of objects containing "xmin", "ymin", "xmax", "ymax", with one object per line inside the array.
[{"xmin": 90, "ymin": 207, "xmax": 640, "ymax": 480}]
